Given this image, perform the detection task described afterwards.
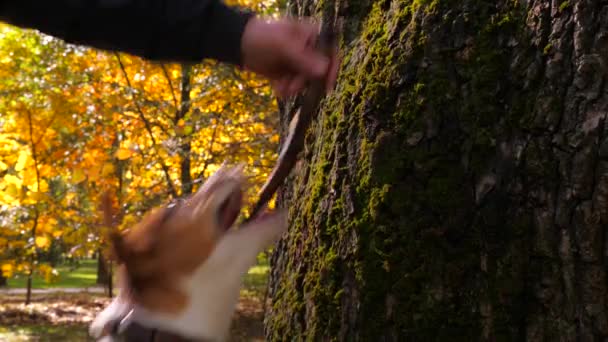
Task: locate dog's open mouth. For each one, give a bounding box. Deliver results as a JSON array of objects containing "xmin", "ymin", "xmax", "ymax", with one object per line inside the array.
[
  {"xmin": 218, "ymin": 185, "xmax": 242, "ymax": 231},
  {"xmin": 217, "ymin": 186, "xmax": 279, "ymax": 231},
  {"xmin": 202, "ymin": 164, "xmax": 282, "ymax": 232}
]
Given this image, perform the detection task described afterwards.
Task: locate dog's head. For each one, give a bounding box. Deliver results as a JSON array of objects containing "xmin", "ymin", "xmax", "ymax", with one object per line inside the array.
[
  {"xmin": 109, "ymin": 164, "xmax": 247, "ymax": 313},
  {"xmin": 91, "ymin": 164, "xmax": 287, "ymax": 340}
]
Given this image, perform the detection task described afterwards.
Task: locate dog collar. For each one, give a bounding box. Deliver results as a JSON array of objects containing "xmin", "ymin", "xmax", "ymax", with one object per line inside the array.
[{"xmin": 98, "ymin": 308, "xmax": 212, "ymax": 342}]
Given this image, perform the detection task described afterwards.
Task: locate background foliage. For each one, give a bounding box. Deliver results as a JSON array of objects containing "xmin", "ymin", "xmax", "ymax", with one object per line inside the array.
[{"xmin": 0, "ymin": 0, "xmax": 281, "ymax": 286}]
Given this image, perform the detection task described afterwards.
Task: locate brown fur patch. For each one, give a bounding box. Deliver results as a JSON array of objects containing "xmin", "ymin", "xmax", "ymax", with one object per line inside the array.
[{"xmin": 107, "ymin": 177, "xmax": 242, "ymax": 315}]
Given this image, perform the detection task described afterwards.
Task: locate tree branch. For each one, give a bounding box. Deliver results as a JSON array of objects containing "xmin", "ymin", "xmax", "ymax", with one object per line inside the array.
[
  {"xmin": 160, "ymin": 63, "xmax": 179, "ymax": 110},
  {"xmin": 114, "ymin": 52, "xmax": 177, "ymax": 198},
  {"xmin": 195, "ymin": 115, "xmax": 220, "ymax": 182}
]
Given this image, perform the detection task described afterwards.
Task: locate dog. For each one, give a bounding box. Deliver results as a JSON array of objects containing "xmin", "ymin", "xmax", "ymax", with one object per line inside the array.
[{"xmin": 89, "ymin": 164, "xmax": 287, "ymax": 341}]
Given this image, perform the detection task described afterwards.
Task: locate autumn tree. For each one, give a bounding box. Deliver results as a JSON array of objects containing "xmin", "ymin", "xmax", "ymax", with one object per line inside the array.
[
  {"xmin": 266, "ymin": 0, "xmax": 608, "ymax": 340},
  {"xmin": 1, "ymin": 0, "xmax": 282, "ymax": 296},
  {"xmin": 0, "ymin": 27, "xmax": 84, "ymax": 301}
]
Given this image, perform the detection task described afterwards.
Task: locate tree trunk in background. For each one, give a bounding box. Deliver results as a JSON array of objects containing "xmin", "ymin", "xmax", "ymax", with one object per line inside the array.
[
  {"xmin": 266, "ymin": 0, "xmax": 608, "ymax": 340},
  {"xmin": 178, "ymin": 64, "xmax": 193, "ymax": 196},
  {"xmin": 96, "ymin": 248, "xmax": 109, "ymax": 285},
  {"xmin": 25, "ymin": 274, "xmax": 32, "ymax": 305},
  {"xmin": 0, "ymin": 274, "xmax": 6, "ymax": 287}
]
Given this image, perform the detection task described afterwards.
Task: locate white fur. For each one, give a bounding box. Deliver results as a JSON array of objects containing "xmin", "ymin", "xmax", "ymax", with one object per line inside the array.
[
  {"xmin": 90, "ymin": 210, "xmax": 287, "ymax": 341},
  {"xmin": 89, "ymin": 295, "xmax": 132, "ymax": 338}
]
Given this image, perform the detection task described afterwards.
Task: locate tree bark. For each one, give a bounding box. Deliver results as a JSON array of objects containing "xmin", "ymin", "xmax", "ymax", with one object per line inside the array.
[
  {"xmin": 0, "ymin": 274, "xmax": 7, "ymax": 287},
  {"xmin": 25, "ymin": 275, "xmax": 32, "ymax": 305},
  {"xmin": 265, "ymin": 0, "xmax": 608, "ymax": 340},
  {"xmin": 25, "ymin": 110, "xmax": 40, "ymax": 306},
  {"xmin": 178, "ymin": 64, "xmax": 193, "ymax": 196},
  {"xmin": 96, "ymin": 248, "xmax": 109, "ymax": 285}
]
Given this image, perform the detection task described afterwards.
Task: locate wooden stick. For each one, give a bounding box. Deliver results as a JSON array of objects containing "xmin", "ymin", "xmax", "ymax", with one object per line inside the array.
[{"xmin": 244, "ymin": 27, "xmax": 337, "ymax": 223}]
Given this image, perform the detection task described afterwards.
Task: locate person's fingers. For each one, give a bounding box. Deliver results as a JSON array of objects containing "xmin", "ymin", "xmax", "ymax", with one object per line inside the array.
[
  {"xmin": 286, "ymin": 75, "xmax": 308, "ymax": 97},
  {"xmin": 280, "ymin": 21, "xmax": 329, "ymax": 78},
  {"xmin": 282, "ymin": 46, "xmax": 329, "ymax": 79},
  {"xmin": 289, "ymin": 18, "xmax": 319, "ymax": 43},
  {"xmin": 271, "ymin": 78, "xmax": 289, "ymax": 99}
]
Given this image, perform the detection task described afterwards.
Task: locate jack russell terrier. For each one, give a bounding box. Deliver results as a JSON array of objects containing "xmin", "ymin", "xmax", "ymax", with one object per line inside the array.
[{"xmin": 89, "ymin": 164, "xmax": 287, "ymax": 341}]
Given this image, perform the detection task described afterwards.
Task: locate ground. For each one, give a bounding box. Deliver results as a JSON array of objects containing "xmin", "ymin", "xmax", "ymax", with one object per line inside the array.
[{"xmin": 0, "ymin": 255, "xmax": 270, "ymax": 341}]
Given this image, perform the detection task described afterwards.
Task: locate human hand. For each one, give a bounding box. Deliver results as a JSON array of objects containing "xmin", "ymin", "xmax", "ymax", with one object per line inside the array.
[{"xmin": 240, "ymin": 17, "xmax": 340, "ymax": 98}]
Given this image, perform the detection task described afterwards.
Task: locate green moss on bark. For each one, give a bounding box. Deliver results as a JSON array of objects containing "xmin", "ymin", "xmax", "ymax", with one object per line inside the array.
[{"xmin": 265, "ymin": 0, "xmax": 550, "ymax": 340}]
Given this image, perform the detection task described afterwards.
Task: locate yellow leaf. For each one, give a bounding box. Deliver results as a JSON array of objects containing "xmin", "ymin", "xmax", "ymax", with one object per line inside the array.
[
  {"xmin": 84, "ymin": 150, "xmax": 101, "ymax": 166},
  {"xmin": 52, "ymin": 230, "xmax": 63, "ymax": 238},
  {"xmin": 22, "ymin": 168, "xmax": 37, "ymax": 187},
  {"xmin": 28, "ymin": 191, "xmax": 45, "ymax": 201},
  {"xmin": 35, "ymin": 236, "xmax": 49, "ymax": 248},
  {"xmin": 88, "ymin": 165, "xmax": 101, "ymax": 182},
  {"xmin": 115, "ymin": 148, "xmax": 134, "ymax": 160},
  {"xmin": 5, "ymin": 183, "xmax": 19, "ymax": 198},
  {"xmin": 4, "ymin": 174, "xmax": 21, "ymax": 186},
  {"xmin": 65, "ymin": 192, "xmax": 76, "ymax": 204},
  {"xmin": 102, "ymin": 163, "xmax": 115, "ymax": 176},
  {"xmin": 177, "ymin": 119, "xmax": 185, "ymax": 127},
  {"xmin": 14, "ymin": 150, "xmax": 28, "ymax": 171},
  {"xmin": 38, "ymin": 179, "xmax": 49, "ymax": 192},
  {"xmin": 1, "ymin": 263, "xmax": 13, "ymax": 278},
  {"xmin": 72, "ymin": 168, "xmax": 86, "ymax": 183},
  {"xmin": 38, "ymin": 264, "xmax": 59, "ymax": 284}
]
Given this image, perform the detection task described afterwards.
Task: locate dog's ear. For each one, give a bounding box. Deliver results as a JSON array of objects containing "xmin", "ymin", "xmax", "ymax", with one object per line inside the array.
[{"xmin": 108, "ymin": 230, "xmax": 129, "ymax": 263}]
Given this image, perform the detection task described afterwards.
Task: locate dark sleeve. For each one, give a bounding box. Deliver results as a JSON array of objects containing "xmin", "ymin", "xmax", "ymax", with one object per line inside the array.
[{"xmin": 0, "ymin": 0, "xmax": 254, "ymax": 66}]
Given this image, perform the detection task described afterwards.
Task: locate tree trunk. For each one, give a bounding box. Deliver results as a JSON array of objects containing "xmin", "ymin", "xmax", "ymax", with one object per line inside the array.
[
  {"xmin": 178, "ymin": 64, "xmax": 193, "ymax": 196},
  {"xmin": 108, "ymin": 259, "xmax": 114, "ymax": 299},
  {"xmin": 96, "ymin": 248, "xmax": 109, "ymax": 285},
  {"xmin": 25, "ymin": 271, "xmax": 32, "ymax": 305},
  {"xmin": 265, "ymin": 0, "xmax": 608, "ymax": 341},
  {"xmin": 0, "ymin": 274, "xmax": 7, "ymax": 287}
]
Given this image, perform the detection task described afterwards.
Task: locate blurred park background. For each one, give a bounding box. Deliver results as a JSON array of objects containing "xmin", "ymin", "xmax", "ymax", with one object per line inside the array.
[{"xmin": 0, "ymin": 0, "xmax": 280, "ymax": 340}]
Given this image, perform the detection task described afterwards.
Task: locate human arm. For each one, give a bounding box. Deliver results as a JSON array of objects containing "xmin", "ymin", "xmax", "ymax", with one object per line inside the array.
[{"xmin": 0, "ymin": 0, "xmax": 252, "ymax": 66}]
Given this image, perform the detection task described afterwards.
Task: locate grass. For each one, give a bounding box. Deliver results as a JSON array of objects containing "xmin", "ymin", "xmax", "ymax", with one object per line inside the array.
[
  {"xmin": 6, "ymin": 253, "xmax": 270, "ymax": 295},
  {"xmin": 7, "ymin": 259, "xmax": 99, "ymax": 289},
  {"xmin": 242, "ymin": 252, "xmax": 271, "ymax": 297},
  {"xmin": 0, "ymin": 324, "xmax": 91, "ymax": 342}
]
